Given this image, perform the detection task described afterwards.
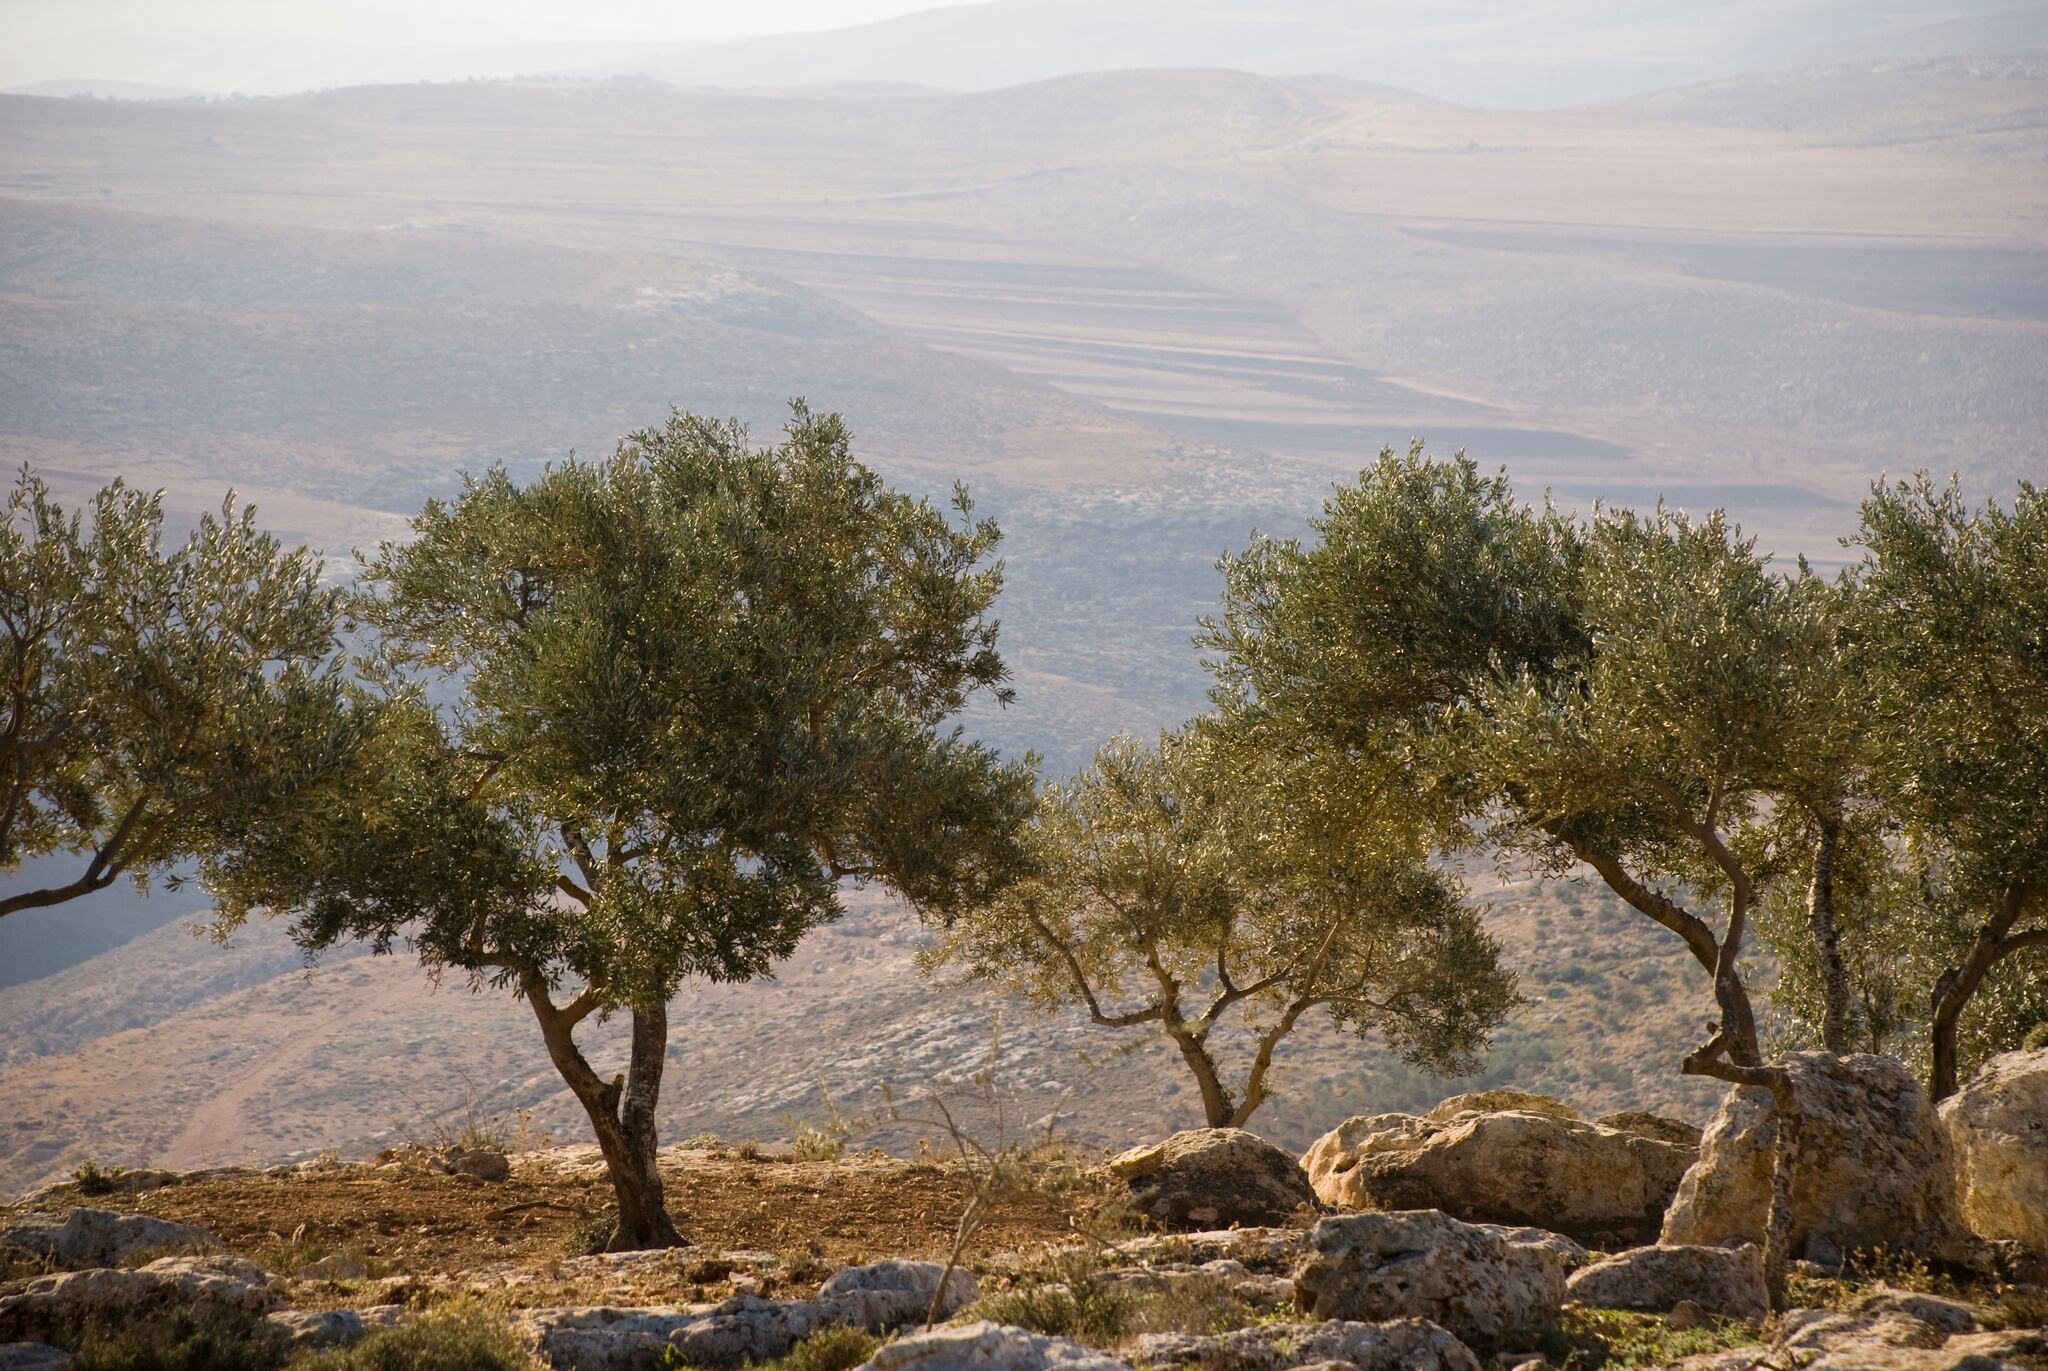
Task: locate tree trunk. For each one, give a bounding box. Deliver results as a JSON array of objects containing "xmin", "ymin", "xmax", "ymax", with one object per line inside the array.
[
  {"xmin": 527, "ymin": 987, "xmax": 684, "ymax": 1250},
  {"xmin": 1683, "ymin": 1035, "xmax": 1796, "ymax": 1310},
  {"xmin": 1928, "ymin": 886, "xmax": 2029, "ymax": 1103},
  {"xmin": 1805, "ymin": 815, "xmax": 1852, "ymax": 1055},
  {"xmin": 1167, "ymin": 1027, "xmax": 1238, "ymax": 1128}
]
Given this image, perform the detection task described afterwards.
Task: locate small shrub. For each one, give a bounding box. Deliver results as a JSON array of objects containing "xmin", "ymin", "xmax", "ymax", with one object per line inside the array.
[
  {"xmin": 1120, "ymin": 1277, "xmax": 1266, "ymax": 1337},
  {"xmin": 788, "ymin": 1120, "xmax": 848, "ymax": 1163},
  {"xmin": 782, "ymin": 1326, "xmax": 880, "ymax": 1371},
  {"xmin": 70, "ymin": 1158, "xmax": 127, "ymax": 1196},
  {"xmin": 291, "ymin": 1302, "xmax": 537, "ymax": 1371},
  {"xmin": 964, "ymin": 1253, "xmax": 1128, "ymax": 1341},
  {"xmin": 736, "ymin": 1140, "xmax": 767, "ymax": 1162},
  {"xmin": 563, "ymin": 1209, "xmax": 618, "ymax": 1257},
  {"xmin": 74, "ymin": 1306, "xmax": 284, "ymax": 1371}
]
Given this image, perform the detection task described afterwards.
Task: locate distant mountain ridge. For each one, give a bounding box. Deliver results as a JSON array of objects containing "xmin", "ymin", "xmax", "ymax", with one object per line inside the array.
[{"xmin": 600, "ymin": 0, "xmax": 2044, "ymax": 109}]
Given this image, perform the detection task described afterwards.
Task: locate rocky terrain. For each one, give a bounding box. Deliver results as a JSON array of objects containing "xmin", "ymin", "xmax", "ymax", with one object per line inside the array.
[{"xmin": 2, "ymin": 1053, "xmax": 2043, "ymax": 1370}]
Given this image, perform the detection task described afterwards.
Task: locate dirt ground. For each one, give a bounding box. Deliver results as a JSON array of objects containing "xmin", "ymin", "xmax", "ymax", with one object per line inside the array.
[{"xmin": 9, "ymin": 1150, "xmax": 1105, "ymax": 1311}]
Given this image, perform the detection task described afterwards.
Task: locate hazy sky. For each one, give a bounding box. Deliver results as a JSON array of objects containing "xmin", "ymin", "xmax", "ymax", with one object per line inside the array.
[{"xmin": 2, "ymin": 0, "xmax": 959, "ymax": 93}]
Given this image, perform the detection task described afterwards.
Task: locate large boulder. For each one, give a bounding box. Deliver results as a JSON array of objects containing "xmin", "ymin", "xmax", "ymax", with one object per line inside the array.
[
  {"xmin": 1108, "ymin": 1130, "xmax": 1317, "ymax": 1231},
  {"xmin": 1130, "ymin": 1318, "xmax": 1480, "ymax": 1371},
  {"xmin": 1564, "ymin": 1243, "xmax": 1768, "ymax": 1321},
  {"xmin": 0, "ymin": 1209, "xmax": 217, "ymax": 1269},
  {"xmin": 1660, "ymin": 1053, "xmax": 1969, "ymax": 1265},
  {"xmin": 1290, "ymin": 1211, "xmax": 1565, "ymax": 1352},
  {"xmin": 859, "ymin": 1322, "xmax": 1132, "ymax": 1371},
  {"xmin": 1301, "ymin": 1095, "xmax": 1697, "ymax": 1244},
  {"xmin": 1938, "ymin": 1047, "xmax": 2048, "ymax": 1255}
]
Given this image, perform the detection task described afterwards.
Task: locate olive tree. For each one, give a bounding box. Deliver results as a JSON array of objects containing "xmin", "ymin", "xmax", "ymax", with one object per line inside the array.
[
  {"xmin": 0, "ymin": 467, "xmax": 362, "ymax": 918},
  {"xmin": 1855, "ymin": 475, "xmax": 2048, "ymax": 1100},
  {"xmin": 1205, "ymin": 448, "xmax": 1842, "ymax": 1074},
  {"xmin": 925, "ymin": 723, "xmax": 1517, "ymax": 1128},
  {"xmin": 215, "ymin": 409, "xmax": 1033, "ymax": 1249}
]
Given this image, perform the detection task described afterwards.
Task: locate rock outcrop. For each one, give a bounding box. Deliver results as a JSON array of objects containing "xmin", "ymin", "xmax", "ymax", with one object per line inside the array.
[
  {"xmin": 1131, "ymin": 1318, "xmax": 1480, "ymax": 1371},
  {"xmin": 1108, "ymin": 1130, "xmax": 1317, "ymax": 1231},
  {"xmin": 1301, "ymin": 1094, "xmax": 1697, "ymax": 1244},
  {"xmin": 1669, "ymin": 1287, "xmax": 2044, "ymax": 1370},
  {"xmin": 1290, "ymin": 1211, "xmax": 1565, "ymax": 1351},
  {"xmin": 859, "ymin": 1322, "xmax": 1132, "ymax": 1371},
  {"xmin": 1660, "ymin": 1053, "xmax": 1969, "ymax": 1265},
  {"xmin": 1938, "ymin": 1047, "xmax": 2048, "ymax": 1255},
  {"xmin": 0, "ymin": 1255, "xmax": 277, "ymax": 1345},
  {"xmin": 525, "ymin": 1258, "xmax": 980, "ymax": 1370},
  {"xmin": 0, "ymin": 1209, "xmax": 217, "ymax": 1270},
  {"xmin": 1564, "ymin": 1243, "xmax": 1768, "ymax": 1321}
]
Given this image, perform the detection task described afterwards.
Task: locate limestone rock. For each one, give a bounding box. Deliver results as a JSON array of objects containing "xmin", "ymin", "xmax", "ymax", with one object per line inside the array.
[
  {"xmin": 1595, "ymin": 1112, "xmax": 1704, "ymax": 1149},
  {"xmin": 1661, "ymin": 1286, "xmax": 2041, "ymax": 1370},
  {"xmin": 1425, "ymin": 1090, "xmax": 1580, "ymax": 1124},
  {"xmin": 1290, "ymin": 1211, "xmax": 1565, "ymax": 1351},
  {"xmin": 817, "ymin": 1260, "xmax": 979, "ymax": 1326},
  {"xmin": 1302, "ymin": 1099, "xmax": 1696, "ymax": 1244},
  {"xmin": 0, "ymin": 1255, "xmax": 276, "ymax": 1344},
  {"xmin": 297, "ymin": 1253, "xmax": 369, "ymax": 1280},
  {"xmin": 0, "ymin": 1209, "xmax": 217, "ymax": 1269},
  {"xmin": 1109, "ymin": 1130, "xmax": 1317, "ymax": 1230},
  {"xmin": 859, "ymin": 1321, "xmax": 1132, "ymax": 1371},
  {"xmin": 1130, "ymin": 1318, "xmax": 1480, "ymax": 1371},
  {"xmin": 526, "ymin": 1260, "xmax": 982, "ymax": 1369},
  {"xmin": 440, "ymin": 1147, "xmax": 511, "ymax": 1183},
  {"xmin": 0, "ymin": 1347, "xmax": 70, "ymax": 1371},
  {"xmin": 1939, "ymin": 1047, "xmax": 2048, "ymax": 1255},
  {"xmin": 1474, "ymin": 1226, "xmax": 1590, "ymax": 1269},
  {"xmin": 1565, "ymin": 1243, "xmax": 1768, "ymax": 1321},
  {"xmin": 267, "ymin": 1308, "xmax": 368, "ymax": 1348},
  {"xmin": 1107, "ymin": 1228, "xmax": 1305, "ymax": 1270},
  {"xmin": 1660, "ymin": 1052, "xmax": 1969, "ymax": 1263}
]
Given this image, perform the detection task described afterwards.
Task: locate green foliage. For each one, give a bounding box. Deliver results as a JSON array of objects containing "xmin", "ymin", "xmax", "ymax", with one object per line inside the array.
[
  {"xmin": 962, "ymin": 1252, "xmax": 1130, "ymax": 1341},
  {"xmin": 225, "ymin": 405, "xmax": 1031, "ymax": 1001},
  {"xmin": 291, "ymin": 1303, "xmax": 538, "ymax": 1371},
  {"xmin": 1853, "ymin": 476, "xmax": 2048, "ymax": 1081},
  {"xmin": 1202, "ymin": 444, "xmax": 1860, "ymax": 1070},
  {"xmin": 779, "ymin": 1326, "xmax": 881, "ymax": 1371},
  {"xmin": 1536, "ymin": 1307, "xmax": 1760, "ymax": 1370},
  {"xmin": 0, "ymin": 466, "xmax": 364, "ymax": 918},
  {"xmin": 72, "ymin": 1306, "xmax": 284, "ymax": 1371},
  {"xmin": 925, "ymin": 721, "xmax": 1517, "ymax": 1126},
  {"xmin": 69, "ymin": 1157, "xmax": 128, "ymax": 1196}
]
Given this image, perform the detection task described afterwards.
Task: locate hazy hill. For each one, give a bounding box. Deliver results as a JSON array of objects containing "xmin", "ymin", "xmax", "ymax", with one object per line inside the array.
[
  {"xmin": 0, "ymin": 879, "xmax": 1732, "ymax": 1197},
  {"xmin": 605, "ymin": 0, "xmax": 2039, "ymax": 108}
]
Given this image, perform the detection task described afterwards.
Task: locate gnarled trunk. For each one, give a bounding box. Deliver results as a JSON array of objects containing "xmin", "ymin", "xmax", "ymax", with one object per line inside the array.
[
  {"xmin": 1805, "ymin": 815, "xmax": 1852, "ymax": 1055},
  {"xmin": 1167, "ymin": 1025, "xmax": 1238, "ymax": 1128},
  {"xmin": 527, "ymin": 984, "xmax": 683, "ymax": 1250},
  {"xmin": 1929, "ymin": 885, "xmax": 2039, "ymax": 1103}
]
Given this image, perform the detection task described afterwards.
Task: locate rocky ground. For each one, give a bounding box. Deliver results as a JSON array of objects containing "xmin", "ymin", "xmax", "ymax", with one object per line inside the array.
[{"xmin": 2, "ymin": 1063, "xmax": 2044, "ymax": 1371}]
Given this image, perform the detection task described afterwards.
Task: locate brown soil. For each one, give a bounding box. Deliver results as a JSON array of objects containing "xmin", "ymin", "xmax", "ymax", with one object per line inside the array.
[{"xmin": 10, "ymin": 1152, "xmax": 1101, "ymax": 1310}]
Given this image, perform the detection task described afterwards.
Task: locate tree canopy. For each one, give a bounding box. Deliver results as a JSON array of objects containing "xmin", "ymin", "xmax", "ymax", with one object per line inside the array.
[
  {"xmin": 0, "ymin": 468, "xmax": 362, "ymax": 918},
  {"xmin": 927, "ymin": 721, "xmax": 1517, "ymax": 1128},
  {"xmin": 219, "ymin": 408, "xmax": 1034, "ymax": 1248}
]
